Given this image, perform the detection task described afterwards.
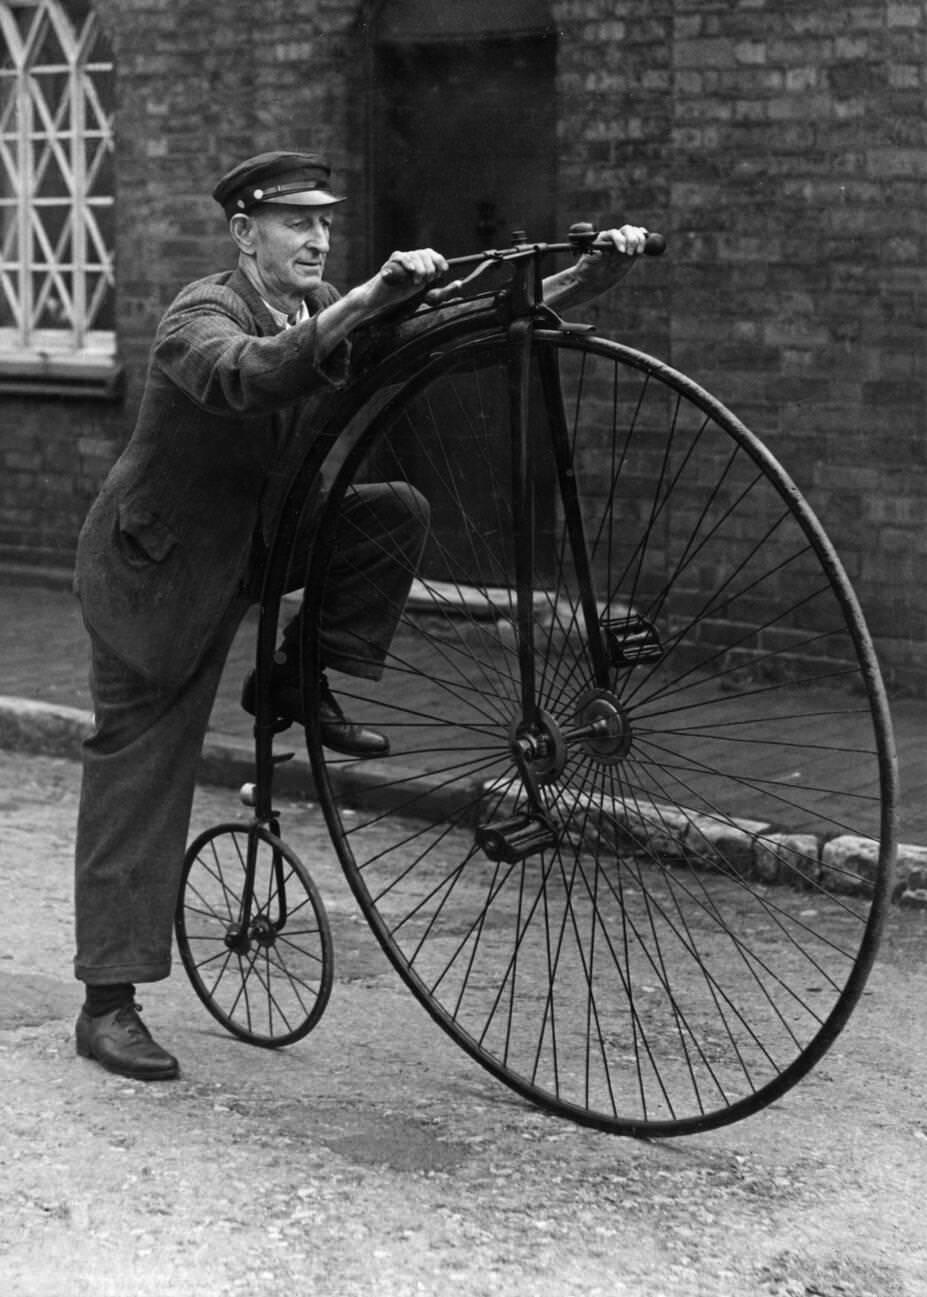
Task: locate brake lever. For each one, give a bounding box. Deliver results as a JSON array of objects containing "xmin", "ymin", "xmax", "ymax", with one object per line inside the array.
[
  {"xmin": 424, "ymin": 256, "xmax": 506, "ymax": 307},
  {"xmin": 569, "ymin": 221, "xmax": 667, "ymax": 256}
]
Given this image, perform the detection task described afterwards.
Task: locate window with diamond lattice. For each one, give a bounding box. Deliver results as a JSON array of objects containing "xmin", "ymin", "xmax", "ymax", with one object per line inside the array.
[{"xmin": 0, "ymin": 0, "xmax": 115, "ymax": 389}]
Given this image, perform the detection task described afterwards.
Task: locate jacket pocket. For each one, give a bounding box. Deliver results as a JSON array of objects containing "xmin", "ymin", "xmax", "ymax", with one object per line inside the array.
[{"xmin": 116, "ymin": 499, "xmax": 177, "ymax": 565}]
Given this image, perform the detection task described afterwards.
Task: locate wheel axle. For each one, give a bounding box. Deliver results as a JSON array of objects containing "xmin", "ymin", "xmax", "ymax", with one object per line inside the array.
[{"xmin": 571, "ymin": 688, "xmax": 632, "ymax": 764}]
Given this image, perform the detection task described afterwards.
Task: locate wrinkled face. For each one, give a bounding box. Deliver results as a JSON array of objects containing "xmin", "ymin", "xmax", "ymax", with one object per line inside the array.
[{"xmin": 232, "ymin": 203, "xmax": 333, "ymax": 304}]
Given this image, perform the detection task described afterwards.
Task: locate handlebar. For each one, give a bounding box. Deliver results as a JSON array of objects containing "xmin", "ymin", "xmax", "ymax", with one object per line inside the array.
[
  {"xmin": 380, "ymin": 224, "xmax": 666, "ymax": 305},
  {"xmin": 446, "ymin": 224, "xmax": 665, "ymax": 272}
]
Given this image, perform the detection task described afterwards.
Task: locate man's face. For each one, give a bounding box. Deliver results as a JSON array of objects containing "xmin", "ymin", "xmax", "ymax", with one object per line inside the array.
[{"xmin": 242, "ymin": 204, "xmax": 333, "ymax": 301}]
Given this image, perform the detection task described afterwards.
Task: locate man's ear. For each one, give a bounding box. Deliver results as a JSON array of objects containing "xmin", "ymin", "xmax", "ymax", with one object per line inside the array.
[{"xmin": 229, "ymin": 213, "xmax": 257, "ymax": 255}]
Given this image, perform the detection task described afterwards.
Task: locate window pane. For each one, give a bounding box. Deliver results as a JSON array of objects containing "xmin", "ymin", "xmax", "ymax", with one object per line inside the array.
[{"xmin": 0, "ymin": 0, "xmax": 114, "ymax": 355}]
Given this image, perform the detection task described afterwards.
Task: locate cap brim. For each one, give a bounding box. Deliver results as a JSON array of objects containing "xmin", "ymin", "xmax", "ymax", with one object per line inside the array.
[{"xmin": 262, "ymin": 191, "xmax": 345, "ymax": 208}]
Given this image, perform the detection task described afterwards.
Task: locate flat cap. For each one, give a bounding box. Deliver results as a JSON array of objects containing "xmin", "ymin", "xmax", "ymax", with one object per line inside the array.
[{"xmin": 213, "ymin": 150, "xmax": 344, "ymax": 217}]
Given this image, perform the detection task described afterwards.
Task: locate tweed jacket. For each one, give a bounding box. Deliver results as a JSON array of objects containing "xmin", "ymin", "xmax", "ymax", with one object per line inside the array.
[{"xmin": 74, "ymin": 267, "xmax": 350, "ymax": 687}]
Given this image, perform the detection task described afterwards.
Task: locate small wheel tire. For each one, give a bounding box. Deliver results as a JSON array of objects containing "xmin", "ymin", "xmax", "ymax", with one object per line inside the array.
[{"xmin": 176, "ymin": 822, "xmax": 333, "ymax": 1048}]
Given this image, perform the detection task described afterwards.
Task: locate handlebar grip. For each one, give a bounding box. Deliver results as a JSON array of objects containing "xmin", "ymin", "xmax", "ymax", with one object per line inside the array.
[
  {"xmin": 380, "ymin": 262, "xmax": 405, "ymax": 285},
  {"xmin": 569, "ymin": 222, "xmax": 666, "ymax": 257}
]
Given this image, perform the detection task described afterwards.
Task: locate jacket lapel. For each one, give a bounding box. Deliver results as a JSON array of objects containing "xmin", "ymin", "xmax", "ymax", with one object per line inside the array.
[{"xmin": 227, "ymin": 266, "xmax": 282, "ymax": 336}]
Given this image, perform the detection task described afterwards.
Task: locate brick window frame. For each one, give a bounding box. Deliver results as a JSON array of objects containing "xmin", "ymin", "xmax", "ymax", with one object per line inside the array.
[{"xmin": 0, "ymin": 0, "xmax": 118, "ymax": 396}]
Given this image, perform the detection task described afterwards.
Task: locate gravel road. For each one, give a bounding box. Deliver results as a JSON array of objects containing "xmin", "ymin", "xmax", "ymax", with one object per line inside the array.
[{"xmin": 1, "ymin": 751, "xmax": 926, "ymax": 1296}]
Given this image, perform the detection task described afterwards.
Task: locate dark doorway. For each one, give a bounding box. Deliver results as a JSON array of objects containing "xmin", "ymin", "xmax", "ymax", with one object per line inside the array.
[
  {"xmin": 371, "ymin": 32, "xmax": 557, "ymax": 259},
  {"xmin": 369, "ymin": 10, "xmax": 558, "ymax": 588}
]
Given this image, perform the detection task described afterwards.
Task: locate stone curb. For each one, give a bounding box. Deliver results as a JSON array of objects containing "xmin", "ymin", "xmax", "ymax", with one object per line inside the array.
[
  {"xmin": 0, "ymin": 696, "xmax": 93, "ymax": 760},
  {"xmin": 480, "ymin": 779, "xmax": 926, "ymax": 906},
  {"xmin": 1, "ymin": 696, "xmax": 923, "ymax": 904},
  {"xmin": 0, "ymin": 697, "xmax": 478, "ymax": 827}
]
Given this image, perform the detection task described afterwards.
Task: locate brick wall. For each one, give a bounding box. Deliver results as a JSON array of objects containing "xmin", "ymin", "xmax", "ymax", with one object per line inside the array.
[
  {"xmin": 0, "ymin": 0, "xmax": 923, "ymax": 692},
  {"xmin": 554, "ymin": 0, "xmax": 926, "ymax": 693},
  {"xmin": 554, "ymin": 0, "xmax": 674, "ymax": 353},
  {"xmin": 99, "ymin": 0, "xmax": 364, "ymax": 399},
  {"xmin": 664, "ymin": 0, "xmax": 927, "ymax": 693}
]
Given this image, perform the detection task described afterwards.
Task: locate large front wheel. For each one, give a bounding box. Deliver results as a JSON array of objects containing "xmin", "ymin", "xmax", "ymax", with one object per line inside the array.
[{"xmin": 298, "ymin": 329, "xmax": 897, "ymax": 1136}]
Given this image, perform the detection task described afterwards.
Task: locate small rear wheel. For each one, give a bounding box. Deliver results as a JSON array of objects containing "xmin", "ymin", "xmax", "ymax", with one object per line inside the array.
[{"xmin": 176, "ymin": 822, "xmax": 333, "ymax": 1048}]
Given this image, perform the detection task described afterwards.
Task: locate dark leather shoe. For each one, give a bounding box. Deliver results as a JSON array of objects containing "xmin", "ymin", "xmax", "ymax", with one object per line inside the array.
[
  {"xmin": 241, "ymin": 670, "xmax": 389, "ymax": 759},
  {"xmin": 75, "ymin": 1004, "xmax": 180, "ymax": 1081}
]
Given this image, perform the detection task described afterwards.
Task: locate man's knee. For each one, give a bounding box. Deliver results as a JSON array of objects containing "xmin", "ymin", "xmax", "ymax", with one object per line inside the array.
[
  {"xmin": 367, "ymin": 480, "xmax": 429, "ymax": 529},
  {"xmin": 347, "ymin": 480, "xmax": 430, "ymax": 546},
  {"xmin": 391, "ymin": 480, "xmax": 430, "ymax": 537}
]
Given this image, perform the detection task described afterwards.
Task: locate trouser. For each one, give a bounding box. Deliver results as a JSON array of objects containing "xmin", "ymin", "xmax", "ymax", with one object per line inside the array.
[{"xmin": 74, "ymin": 482, "xmax": 429, "ymax": 984}]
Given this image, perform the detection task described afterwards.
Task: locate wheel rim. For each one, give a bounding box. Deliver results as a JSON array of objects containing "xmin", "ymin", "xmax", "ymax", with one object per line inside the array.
[
  {"xmin": 300, "ymin": 331, "xmax": 896, "ymax": 1134},
  {"xmin": 176, "ymin": 823, "xmax": 333, "ymax": 1048}
]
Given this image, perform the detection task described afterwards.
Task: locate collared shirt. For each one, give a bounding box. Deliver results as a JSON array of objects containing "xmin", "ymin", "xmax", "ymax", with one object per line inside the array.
[{"xmin": 263, "ymin": 297, "xmax": 310, "ymax": 330}]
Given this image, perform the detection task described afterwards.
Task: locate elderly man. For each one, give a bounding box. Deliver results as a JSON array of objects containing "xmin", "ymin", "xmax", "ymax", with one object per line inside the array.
[{"xmin": 72, "ymin": 150, "xmax": 649, "ymax": 1082}]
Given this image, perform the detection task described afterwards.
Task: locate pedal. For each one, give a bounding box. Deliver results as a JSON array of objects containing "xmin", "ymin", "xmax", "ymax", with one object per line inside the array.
[
  {"xmin": 476, "ymin": 812, "xmax": 559, "ymax": 863},
  {"xmin": 603, "ymin": 614, "xmax": 664, "ymax": 667}
]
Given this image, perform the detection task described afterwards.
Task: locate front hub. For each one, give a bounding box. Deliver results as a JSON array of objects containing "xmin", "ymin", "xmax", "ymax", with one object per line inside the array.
[
  {"xmin": 249, "ymin": 915, "xmax": 278, "ymax": 949},
  {"xmin": 571, "ymin": 687, "xmax": 632, "ymax": 764}
]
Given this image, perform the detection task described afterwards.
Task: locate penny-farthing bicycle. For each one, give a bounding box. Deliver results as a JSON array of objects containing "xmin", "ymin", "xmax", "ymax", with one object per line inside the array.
[{"xmin": 175, "ymin": 227, "xmax": 898, "ymax": 1137}]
